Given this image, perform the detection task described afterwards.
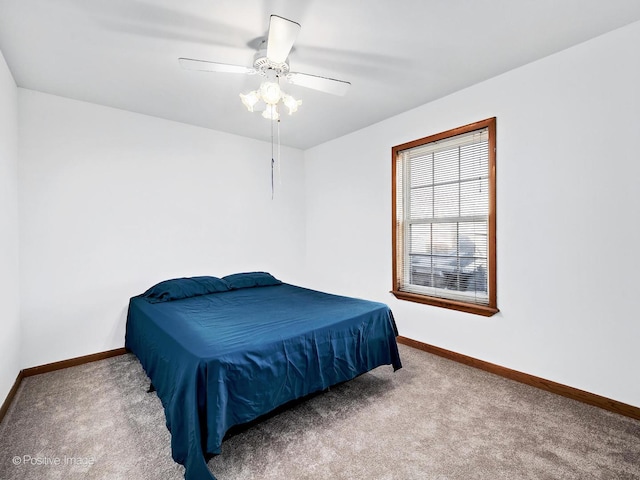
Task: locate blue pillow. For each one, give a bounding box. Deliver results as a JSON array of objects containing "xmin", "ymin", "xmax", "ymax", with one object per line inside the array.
[
  {"xmin": 222, "ymin": 272, "xmax": 282, "ymax": 289},
  {"xmin": 142, "ymin": 276, "xmax": 230, "ymax": 303}
]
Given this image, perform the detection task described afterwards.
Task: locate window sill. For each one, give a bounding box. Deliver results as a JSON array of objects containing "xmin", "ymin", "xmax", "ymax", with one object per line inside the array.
[{"xmin": 390, "ymin": 290, "xmax": 499, "ymax": 317}]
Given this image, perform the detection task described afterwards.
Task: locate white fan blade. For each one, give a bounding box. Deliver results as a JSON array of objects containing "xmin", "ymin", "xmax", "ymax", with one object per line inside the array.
[
  {"xmin": 179, "ymin": 58, "xmax": 254, "ymax": 74},
  {"xmin": 288, "ymin": 72, "xmax": 351, "ymax": 96},
  {"xmin": 266, "ymin": 15, "xmax": 300, "ymax": 64}
]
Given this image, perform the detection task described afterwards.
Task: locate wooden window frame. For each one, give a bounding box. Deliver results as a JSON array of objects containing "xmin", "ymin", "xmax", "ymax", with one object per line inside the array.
[{"xmin": 391, "ymin": 117, "xmax": 498, "ymax": 316}]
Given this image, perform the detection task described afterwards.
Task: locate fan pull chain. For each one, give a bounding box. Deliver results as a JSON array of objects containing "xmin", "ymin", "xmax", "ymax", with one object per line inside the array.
[
  {"xmin": 269, "ymin": 112, "xmax": 283, "ymax": 200},
  {"xmin": 271, "ymin": 112, "xmax": 275, "ymax": 200},
  {"xmin": 277, "ymin": 118, "xmax": 282, "ymax": 187}
]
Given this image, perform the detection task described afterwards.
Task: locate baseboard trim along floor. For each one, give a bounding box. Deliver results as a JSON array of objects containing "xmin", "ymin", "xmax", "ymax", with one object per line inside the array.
[
  {"xmin": 21, "ymin": 348, "xmax": 128, "ymax": 377},
  {"xmin": 396, "ymin": 336, "xmax": 640, "ymax": 421},
  {"xmin": 3, "ymin": 341, "xmax": 639, "ymax": 424},
  {"xmin": 0, "ymin": 347, "xmax": 127, "ymax": 423},
  {"xmin": 0, "ymin": 371, "xmax": 24, "ymax": 423}
]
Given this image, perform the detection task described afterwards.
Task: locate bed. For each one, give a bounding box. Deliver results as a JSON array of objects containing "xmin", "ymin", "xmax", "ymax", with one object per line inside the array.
[{"xmin": 125, "ymin": 272, "xmax": 402, "ymax": 480}]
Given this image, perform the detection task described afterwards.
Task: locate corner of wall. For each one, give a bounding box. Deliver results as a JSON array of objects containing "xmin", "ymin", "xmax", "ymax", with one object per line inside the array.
[{"xmin": 0, "ymin": 47, "xmax": 22, "ymax": 406}]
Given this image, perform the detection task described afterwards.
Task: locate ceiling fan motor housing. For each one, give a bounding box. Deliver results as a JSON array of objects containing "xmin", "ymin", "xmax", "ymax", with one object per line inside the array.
[{"xmin": 253, "ymin": 46, "xmax": 290, "ymax": 77}]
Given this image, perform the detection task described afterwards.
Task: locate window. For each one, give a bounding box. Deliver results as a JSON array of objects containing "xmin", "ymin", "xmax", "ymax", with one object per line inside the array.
[{"xmin": 392, "ymin": 118, "xmax": 498, "ymax": 316}]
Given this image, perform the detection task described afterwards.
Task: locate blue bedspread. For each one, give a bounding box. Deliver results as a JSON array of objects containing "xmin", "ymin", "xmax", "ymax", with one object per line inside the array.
[{"xmin": 125, "ymin": 283, "xmax": 402, "ymax": 480}]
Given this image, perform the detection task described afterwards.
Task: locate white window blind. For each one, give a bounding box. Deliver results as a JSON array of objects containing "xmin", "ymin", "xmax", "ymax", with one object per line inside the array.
[{"xmin": 395, "ymin": 127, "xmax": 490, "ymax": 305}]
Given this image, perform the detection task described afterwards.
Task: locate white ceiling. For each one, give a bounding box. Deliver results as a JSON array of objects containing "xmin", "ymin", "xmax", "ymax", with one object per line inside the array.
[{"xmin": 1, "ymin": 0, "xmax": 640, "ymax": 150}]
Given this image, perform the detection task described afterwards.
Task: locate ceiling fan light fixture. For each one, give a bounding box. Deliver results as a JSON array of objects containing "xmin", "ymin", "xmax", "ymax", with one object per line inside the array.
[
  {"xmin": 262, "ymin": 104, "xmax": 280, "ymax": 120},
  {"xmin": 259, "ymin": 81, "xmax": 282, "ymax": 105},
  {"xmin": 239, "ymin": 91, "xmax": 260, "ymax": 112},
  {"xmin": 282, "ymin": 93, "xmax": 302, "ymax": 115},
  {"xmin": 240, "ymin": 76, "xmax": 301, "ymax": 120}
]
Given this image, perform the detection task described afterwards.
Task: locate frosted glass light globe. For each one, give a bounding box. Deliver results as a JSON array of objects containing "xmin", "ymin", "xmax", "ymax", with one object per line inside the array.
[{"xmin": 259, "ymin": 81, "xmax": 282, "ymax": 105}]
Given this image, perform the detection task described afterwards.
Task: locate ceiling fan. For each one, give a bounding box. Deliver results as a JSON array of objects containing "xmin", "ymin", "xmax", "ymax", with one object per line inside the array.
[{"xmin": 179, "ymin": 15, "xmax": 351, "ymax": 120}]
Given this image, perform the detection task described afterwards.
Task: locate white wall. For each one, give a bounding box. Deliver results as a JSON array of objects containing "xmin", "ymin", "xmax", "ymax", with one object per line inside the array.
[
  {"xmin": 304, "ymin": 21, "xmax": 640, "ymax": 407},
  {"xmin": 0, "ymin": 49, "xmax": 20, "ymax": 403},
  {"xmin": 18, "ymin": 90, "xmax": 306, "ymax": 368}
]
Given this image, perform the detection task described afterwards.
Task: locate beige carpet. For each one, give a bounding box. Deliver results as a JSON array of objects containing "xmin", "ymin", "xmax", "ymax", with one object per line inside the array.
[{"xmin": 1, "ymin": 344, "xmax": 639, "ymax": 479}]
